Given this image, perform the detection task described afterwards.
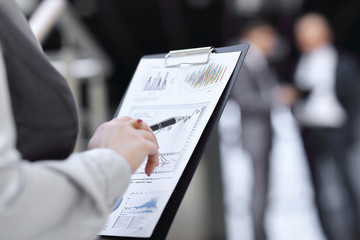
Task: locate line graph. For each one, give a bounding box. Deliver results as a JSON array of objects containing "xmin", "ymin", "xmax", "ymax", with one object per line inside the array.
[
  {"xmin": 156, "ymin": 154, "xmax": 177, "ymax": 171},
  {"xmin": 124, "ymin": 198, "xmax": 158, "ymax": 214},
  {"xmin": 130, "ymin": 103, "xmax": 208, "ymax": 154},
  {"xmin": 130, "ymin": 103, "xmax": 208, "ymax": 174},
  {"xmin": 135, "ymin": 152, "xmax": 179, "ymax": 174},
  {"xmin": 154, "ymin": 106, "xmax": 205, "ymax": 153},
  {"xmin": 112, "ymin": 191, "xmax": 165, "ymax": 231}
]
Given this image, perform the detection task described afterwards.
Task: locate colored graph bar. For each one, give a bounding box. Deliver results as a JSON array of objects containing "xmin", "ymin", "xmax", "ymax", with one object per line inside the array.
[{"xmin": 184, "ymin": 63, "xmax": 227, "ymax": 89}]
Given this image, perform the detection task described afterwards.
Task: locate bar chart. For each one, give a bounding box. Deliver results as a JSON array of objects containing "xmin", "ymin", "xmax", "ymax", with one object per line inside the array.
[
  {"xmin": 184, "ymin": 63, "xmax": 227, "ymax": 89},
  {"xmin": 143, "ymin": 71, "xmax": 170, "ymax": 91}
]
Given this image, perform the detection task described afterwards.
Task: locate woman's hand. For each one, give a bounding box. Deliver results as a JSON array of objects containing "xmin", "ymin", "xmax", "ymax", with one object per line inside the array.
[{"xmin": 88, "ymin": 116, "xmax": 159, "ymax": 176}]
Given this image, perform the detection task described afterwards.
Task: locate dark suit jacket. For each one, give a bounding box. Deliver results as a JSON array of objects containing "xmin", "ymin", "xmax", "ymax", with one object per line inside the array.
[
  {"xmin": 230, "ymin": 61, "xmax": 276, "ymax": 152},
  {"xmin": 0, "ymin": 6, "xmax": 79, "ymax": 161},
  {"xmin": 295, "ymin": 51, "xmax": 360, "ymax": 142},
  {"xmin": 335, "ymin": 53, "xmax": 360, "ymax": 133}
]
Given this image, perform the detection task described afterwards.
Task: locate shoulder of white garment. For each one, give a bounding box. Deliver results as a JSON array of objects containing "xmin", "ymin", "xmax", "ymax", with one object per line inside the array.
[
  {"xmin": 295, "ymin": 44, "xmax": 338, "ymax": 88},
  {"xmin": 307, "ymin": 44, "xmax": 337, "ymax": 61}
]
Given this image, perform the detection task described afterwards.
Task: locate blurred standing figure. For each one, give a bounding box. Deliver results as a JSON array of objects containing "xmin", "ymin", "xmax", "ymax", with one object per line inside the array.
[
  {"xmin": 293, "ymin": 13, "xmax": 360, "ymax": 240},
  {"xmin": 230, "ymin": 21, "xmax": 281, "ymax": 240}
]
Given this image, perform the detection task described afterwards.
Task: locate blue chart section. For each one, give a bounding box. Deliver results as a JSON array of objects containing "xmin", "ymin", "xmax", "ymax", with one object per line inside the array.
[
  {"xmin": 112, "ymin": 197, "xmax": 123, "ymax": 212},
  {"xmin": 112, "ymin": 192, "xmax": 165, "ymax": 231},
  {"xmin": 130, "ymin": 198, "xmax": 157, "ymax": 213},
  {"xmin": 122, "ymin": 193, "xmax": 160, "ymax": 215}
]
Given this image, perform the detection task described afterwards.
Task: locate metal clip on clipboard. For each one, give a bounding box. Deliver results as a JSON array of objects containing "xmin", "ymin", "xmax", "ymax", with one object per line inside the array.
[{"xmin": 164, "ymin": 46, "xmax": 214, "ymax": 67}]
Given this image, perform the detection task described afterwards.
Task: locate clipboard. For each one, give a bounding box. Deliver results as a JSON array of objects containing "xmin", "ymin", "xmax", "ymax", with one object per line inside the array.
[{"xmin": 100, "ymin": 44, "xmax": 249, "ymax": 240}]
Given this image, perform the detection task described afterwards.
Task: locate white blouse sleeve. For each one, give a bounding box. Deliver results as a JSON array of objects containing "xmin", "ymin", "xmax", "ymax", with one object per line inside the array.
[{"xmin": 0, "ymin": 45, "xmax": 131, "ymax": 240}]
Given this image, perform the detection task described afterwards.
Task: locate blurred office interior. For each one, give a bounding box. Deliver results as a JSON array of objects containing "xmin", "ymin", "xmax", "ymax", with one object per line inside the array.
[{"xmin": 18, "ymin": 0, "xmax": 360, "ymax": 239}]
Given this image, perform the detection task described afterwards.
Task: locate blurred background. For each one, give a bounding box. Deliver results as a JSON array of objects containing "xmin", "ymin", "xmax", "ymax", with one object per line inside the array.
[{"xmin": 17, "ymin": 0, "xmax": 360, "ymax": 239}]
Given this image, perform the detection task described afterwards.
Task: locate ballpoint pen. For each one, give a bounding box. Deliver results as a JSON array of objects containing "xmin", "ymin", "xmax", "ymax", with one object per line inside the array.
[{"xmin": 150, "ymin": 116, "xmax": 183, "ymax": 131}]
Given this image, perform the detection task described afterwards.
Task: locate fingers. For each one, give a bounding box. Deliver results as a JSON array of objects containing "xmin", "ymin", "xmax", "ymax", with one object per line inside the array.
[
  {"xmin": 136, "ymin": 122, "xmax": 160, "ymax": 176},
  {"xmin": 117, "ymin": 116, "xmax": 133, "ymax": 122},
  {"xmin": 141, "ymin": 121, "xmax": 159, "ymax": 148},
  {"xmin": 128, "ymin": 118, "xmax": 158, "ymax": 143},
  {"xmin": 113, "ymin": 117, "xmax": 158, "ymax": 147},
  {"xmin": 111, "ymin": 116, "xmax": 160, "ymax": 176},
  {"xmin": 145, "ymin": 151, "xmax": 159, "ymax": 176},
  {"xmin": 127, "ymin": 117, "xmax": 159, "ymax": 150},
  {"xmin": 141, "ymin": 131, "xmax": 159, "ymax": 176},
  {"xmin": 116, "ymin": 117, "xmax": 158, "ymax": 147},
  {"xmin": 129, "ymin": 119, "xmax": 144, "ymax": 129},
  {"xmin": 138, "ymin": 130, "xmax": 158, "ymax": 150}
]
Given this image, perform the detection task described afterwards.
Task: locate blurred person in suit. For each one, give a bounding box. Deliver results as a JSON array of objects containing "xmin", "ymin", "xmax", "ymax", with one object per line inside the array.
[
  {"xmin": 292, "ymin": 13, "xmax": 360, "ymax": 240},
  {"xmin": 230, "ymin": 21, "xmax": 287, "ymax": 240}
]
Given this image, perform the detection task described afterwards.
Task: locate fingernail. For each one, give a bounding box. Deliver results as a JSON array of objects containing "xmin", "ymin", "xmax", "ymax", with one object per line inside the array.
[{"xmin": 130, "ymin": 119, "xmax": 143, "ymax": 129}]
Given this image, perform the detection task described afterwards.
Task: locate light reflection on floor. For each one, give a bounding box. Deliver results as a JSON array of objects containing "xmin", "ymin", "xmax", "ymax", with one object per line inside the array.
[{"xmin": 218, "ymin": 100, "xmax": 326, "ymax": 240}]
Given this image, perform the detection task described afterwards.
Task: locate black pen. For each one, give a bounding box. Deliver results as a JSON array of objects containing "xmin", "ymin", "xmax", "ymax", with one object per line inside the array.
[{"xmin": 150, "ymin": 117, "xmax": 183, "ymax": 131}]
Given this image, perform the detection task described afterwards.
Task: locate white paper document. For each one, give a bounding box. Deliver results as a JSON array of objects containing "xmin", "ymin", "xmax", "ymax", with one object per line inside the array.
[{"xmin": 100, "ymin": 50, "xmax": 241, "ymax": 238}]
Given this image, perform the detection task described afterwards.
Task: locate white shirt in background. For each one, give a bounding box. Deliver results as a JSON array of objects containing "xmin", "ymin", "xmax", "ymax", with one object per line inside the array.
[{"xmin": 294, "ymin": 45, "xmax": 347, "ymax": 127}]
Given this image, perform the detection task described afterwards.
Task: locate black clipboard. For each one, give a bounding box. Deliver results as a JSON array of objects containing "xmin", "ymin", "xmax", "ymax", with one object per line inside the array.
[{"xmin": 100, "ymin": 44, "xmax": 249, "ymax": 240}]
